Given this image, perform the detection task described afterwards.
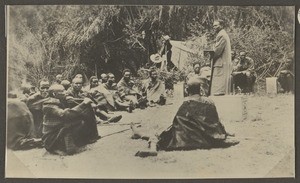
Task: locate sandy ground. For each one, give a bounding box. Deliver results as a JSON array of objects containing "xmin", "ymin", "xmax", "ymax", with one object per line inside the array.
[{"xmin": 6, "ymin": 83, "xmax": 295, "ymax": 179}]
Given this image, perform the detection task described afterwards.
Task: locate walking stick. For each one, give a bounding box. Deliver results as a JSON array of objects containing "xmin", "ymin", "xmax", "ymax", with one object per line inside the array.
[
  {"xmin": 101, "ymin": 128, "xmax": 132, "ymax": 138},
  {"xmin": 205, "ymin": 50, "xmax": 215, "ymax": 96},
  {"xmin": 99, "ymin": 122, "xmax": 141, "ymax": 126}
]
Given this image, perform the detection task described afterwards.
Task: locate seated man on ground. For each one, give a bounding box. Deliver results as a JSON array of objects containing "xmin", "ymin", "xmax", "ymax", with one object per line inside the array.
[
  {"xmin": 27, "ymin": 79, "xmax": 50, "ymax": 138},
  {"xmin": 199, "ymin": 65, "xmax": 211, "ymax": 97},
  {"xmin": 7, "ymin": 97, "xmax": 43, "ymax": 150},
  {"xmin": 184, "ymin": 63, "xmax": 201, "ymax": 97},
  {"xmin": 87, "ymin": 76, "xmax": 119, "ymax": 113},
  {"xmin": 42, "ymin": 84, "xmax": 100, "ymax": 155},
  {"xmin": 117, "ymin": 69, "xmax": 147, "ymax": 109},
  {"xmin": 100, "ymin": 73, "xmax": 108, "ymax": 84},
  {"xmin": 277, "ymin": 57, "xmax": 294, "ymax": 94},
  {"xmin": 65, "ymin": 77, "xmax": 87, "ymax": 107},
  {"xmin": 74, "ymin": 73, "xmax": 89, "ymax": 87},
  {"xmin": 231, "ymin": 51, "xmax": 256, "ymax": 94},
  {"xmin": 83, "ymin": 76, "xmax": 101, "ymax": 92},
  {"xmin": 186, "ymin": 63, "xmax": 201, "ymax": 82},
  {"xmin": 19, "ymin": 83, "xmax": 36, "ymax": 103},
  {"xmin": 66, "ymin": 77, "xmax": 122, "ymax": 123},
  {"xmin": 103, "ymin": 73, "xmax": 117, "ymax": 90},
  {"xmin": 103, "ymin": 73, "xmax": 134, "ymax": 112},
  {"xmin": 142, "ymin": 69, "xmax": 166, "ymax": 106},
  {"xmin": 231, "ymin": 50, "xmax": 239, "ymax": 69},
  {"xmin": 131, "ymin": 77, "xmax": 238, "ymax": 157},
  {"xmin": 185, "ymin": 63, "xmax": 210, "ymax": 97},
  {"xmin": 54, "ymin": 74, "xmax": 63, "ymax": 85}
]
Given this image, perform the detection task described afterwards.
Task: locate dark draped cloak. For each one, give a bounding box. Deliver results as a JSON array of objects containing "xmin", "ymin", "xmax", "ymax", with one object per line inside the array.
[
  {"xmin": 7, "ymin": 99, "xmax": 36, "ymax": 150},
  {"xmin": 42, "ymin": 98, "xmax": 99, "ymax": 153},
  {"xmin": 157, "ymin": 95, "xmax": 228, "ymax": 151}
]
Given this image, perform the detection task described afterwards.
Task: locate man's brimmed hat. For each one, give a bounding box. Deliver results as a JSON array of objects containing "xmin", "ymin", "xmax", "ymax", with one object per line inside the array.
[{"xmin": 150, "ymin": 53, "xmax": 163, "ymax": 63}]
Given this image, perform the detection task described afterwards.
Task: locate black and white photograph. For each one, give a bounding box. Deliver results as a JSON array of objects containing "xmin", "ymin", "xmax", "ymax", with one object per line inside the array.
[{"xmin": 5, "ymin": 5, "xmax": 295, "ymax": 179}]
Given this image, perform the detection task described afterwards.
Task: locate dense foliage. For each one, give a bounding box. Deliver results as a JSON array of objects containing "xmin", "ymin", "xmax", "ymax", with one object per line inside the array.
[{"xmin": 8, "ymin": 5, "xmax": 294, "ymax": 91}]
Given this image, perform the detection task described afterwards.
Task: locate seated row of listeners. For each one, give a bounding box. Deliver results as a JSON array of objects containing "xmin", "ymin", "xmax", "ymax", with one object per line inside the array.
[{"xmin": 7, "ymin": 68, "xmax": 167, "ymax": 154}]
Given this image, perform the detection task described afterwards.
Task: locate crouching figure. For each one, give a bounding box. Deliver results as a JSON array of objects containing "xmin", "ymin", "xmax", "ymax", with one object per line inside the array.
[
  {"xmin": 42, "ymin": 84, "xmax": 100, "ymax": 155},
  {"xmin": 131, "ymin": 77, "xmax": 239, "ymax": 157}
]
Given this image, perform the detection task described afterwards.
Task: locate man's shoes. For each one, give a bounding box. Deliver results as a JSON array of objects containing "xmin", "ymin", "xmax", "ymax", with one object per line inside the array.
[
  {"xmin": 107, "ymin": 115, "xmax": 122, "ymax": 123},
  {"xmin": 226, "ymin": 132, "xmax": 235, "ymax": 137}
]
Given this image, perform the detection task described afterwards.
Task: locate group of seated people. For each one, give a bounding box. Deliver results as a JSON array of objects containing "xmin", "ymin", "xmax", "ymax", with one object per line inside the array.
[
  {"xmin": 185, "ymin": 51, "xmax": 294, "ymax": 96},
  {"xmin": 185, "ymin": 51, "xmax": 256, "ymax": 96},
  {"xmin": 231, "ymin": 51, "xmax": 294, "ymax": 94},
  {"xmin": 7, "ymin": 67, "xmax": 240, "ymax": 157},
  {"xmin": 7, "ymin": 68, "xmax": 168, "ymax": 155}
]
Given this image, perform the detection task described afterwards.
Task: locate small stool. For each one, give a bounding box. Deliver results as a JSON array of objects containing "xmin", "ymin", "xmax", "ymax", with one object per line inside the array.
[
  {"xmin": 266, "ymin": 77, "xmax": 278, "ymax": 94},
  {"xmin": 209, "ymin": 95, "xmax": 248, "ymax": 122}
]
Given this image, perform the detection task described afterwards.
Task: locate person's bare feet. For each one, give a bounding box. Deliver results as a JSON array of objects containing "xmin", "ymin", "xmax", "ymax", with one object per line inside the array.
[{"xmin": 226, "ymin": 132, "xmax": 235, "ymax": 137}]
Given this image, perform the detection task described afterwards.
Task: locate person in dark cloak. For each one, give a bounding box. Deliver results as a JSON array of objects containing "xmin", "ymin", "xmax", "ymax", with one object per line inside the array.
[
  {"xmin": 277, "ymin": 57, "xmax": 294, "ymax": 94},
  {"xmin": 42, "ymin": 84, "xmax": 100, "ymax": 155},
  {"xmin": 7, "ymin": 98, "xmax": 43, "ymax": 150},
  {"xmin": 131, "ymin": 77, "xmax": 239, "ymax": 157},
  {"xmin": 26, "ymin": 79, "xmax": 50, "ymax": 138}
]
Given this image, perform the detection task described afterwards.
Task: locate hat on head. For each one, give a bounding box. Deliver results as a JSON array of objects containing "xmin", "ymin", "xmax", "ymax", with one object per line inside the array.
[
  {"xmin": 150, "ymin": 54, "xmax": 163, "ymax": 63},
  {"xmin": 162, "ymin": 35, "xmax": 170, "ymax": 40}
]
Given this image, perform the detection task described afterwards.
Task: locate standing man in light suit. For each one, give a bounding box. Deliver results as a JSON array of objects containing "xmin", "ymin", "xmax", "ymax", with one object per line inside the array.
[{"xmin": 210, "ymin": 20, "xmax": 232, "ymax": 96}]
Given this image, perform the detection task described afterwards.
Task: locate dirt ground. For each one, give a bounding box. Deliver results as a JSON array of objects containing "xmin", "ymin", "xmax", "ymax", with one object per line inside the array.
[{"xmin": 6, "ymin": 83, "xmax": 295, "ymax": 179}]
